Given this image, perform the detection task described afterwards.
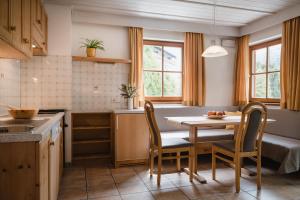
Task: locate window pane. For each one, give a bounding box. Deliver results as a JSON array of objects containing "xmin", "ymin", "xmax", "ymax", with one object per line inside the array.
[
  {"xmin": 254, "ymin": 48, "xmax": 267, "ymax": 73},
  {"xmin": 163, "ymin": 47, "xmax": 182, "ymax": 72},
  {"xmin": 163, "ymin": 73, "xmax": 182, "ymax": 97},
  {"xmin": 144, "ymin": 71, "xmax": 162, "ymax": 96},
  {"xmin": 252, "ymin": 74, "xmax": 266, "ymax": 98},
  {"xmin": 268, "ymin": 72, "xmax": 280, "ymax": 98},
  {"xmin": 268, "ymin": 44, "xmax": 281, "ymax": 72},
  {"xmin": 143, "ymin": 45, "xmax": 162, "ymax": 70}
]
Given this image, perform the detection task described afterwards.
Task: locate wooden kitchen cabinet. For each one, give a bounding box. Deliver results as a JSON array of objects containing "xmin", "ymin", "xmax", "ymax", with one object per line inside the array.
[
  {"xmin": 37, "ymin": 135, "xmax": 50, "ymax": 200},
  {"xmin": 0, "ymin": 119, "xmax": 64, "ymax": 200},
  {"xmin": 0, "ymin": 141, "xmax": 36, "ymax": 200},
  {"xmin": 32, "ymin": 0, "xmax": 48, "ymax": 56},
  {"xmin": 49, "ymin": 131, "xmax": 62, "ymax": 200},
  {"xmin": 0, "ymin": 0, "xmax": 47, "ymax": 59},
  {"xmin": 114, "ymin": 113, "xmax": 150, "ymax": 167}
]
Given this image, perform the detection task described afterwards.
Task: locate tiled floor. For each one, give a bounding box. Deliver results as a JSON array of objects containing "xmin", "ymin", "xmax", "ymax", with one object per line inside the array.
[{"xmin": 59, "ymin": 158, "xmax": 300, "ymax": 200}]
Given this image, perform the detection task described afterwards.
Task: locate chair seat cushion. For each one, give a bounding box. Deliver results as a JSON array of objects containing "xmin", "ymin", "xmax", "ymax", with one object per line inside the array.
[
  {"xmin": 212, "ymin": 141, "xmax": 235, "ymax": 152},
  {"xmin": 161, "ymin": 138, "xmax": 192, "ymax": 149},
  {"xmin": 161, "ymin": 129, "xmax": 234, "ymax": 142}
]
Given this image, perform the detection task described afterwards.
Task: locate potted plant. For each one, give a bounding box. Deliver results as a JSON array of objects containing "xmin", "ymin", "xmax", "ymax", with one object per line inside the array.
[
  {"xmin": 81, "ymin": 38, "xmax": 104, "ymax": 57},
  {"xmin": 120, "ymin": 83, "xmax": 137, "ymax": 110}
]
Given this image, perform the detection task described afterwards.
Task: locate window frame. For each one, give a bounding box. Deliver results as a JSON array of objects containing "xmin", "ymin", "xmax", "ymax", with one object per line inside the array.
[
  {"xmin": 249, "ymin": 38, "xmax": 281, "ymax": 104},
  {"xmin": 143, "ymin": 40, "xmax": 184, "ymax": 103}
]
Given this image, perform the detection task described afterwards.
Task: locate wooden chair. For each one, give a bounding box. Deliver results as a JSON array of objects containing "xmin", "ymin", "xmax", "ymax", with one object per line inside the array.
[
  {"xmin": 144, "ymin": 100, "xmax": 194, "ymax": 185},
  {"xmin": 211, "ymin": 102, "xmax": 267, "ymax": 193}
]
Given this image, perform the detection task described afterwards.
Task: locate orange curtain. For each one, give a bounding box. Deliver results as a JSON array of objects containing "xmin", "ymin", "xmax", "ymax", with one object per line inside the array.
[
  {"xmin": 233, "ymin": 35, "xmax": 250, "ymax": 106},
  {"xmin": 281, "ymin": 17, "xmax": 300, "ymax": 111},
  {"xmin": 128, "ymin": 27, "xmax": 144, "ymax": 108},
  {"xmin": 183, "ymin": 32, "xmax": 205, "ymax": 106}
]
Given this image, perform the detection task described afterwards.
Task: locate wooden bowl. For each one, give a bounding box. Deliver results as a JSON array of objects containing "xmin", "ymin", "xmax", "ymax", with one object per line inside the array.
[{"xmin": 8, "ymin": 109, "xmax": 39, "ymax": 119}]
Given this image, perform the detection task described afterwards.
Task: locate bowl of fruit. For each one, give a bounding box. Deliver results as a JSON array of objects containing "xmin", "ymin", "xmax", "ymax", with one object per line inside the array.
[{"xmin": 206, "ymin": 111, "xmax": 226, "ymax": 119}]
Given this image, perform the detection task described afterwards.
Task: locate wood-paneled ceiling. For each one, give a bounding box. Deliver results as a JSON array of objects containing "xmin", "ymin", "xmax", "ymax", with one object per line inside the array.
[{"xmin": 46, "ymin": 0, "xmax": 300, "ymax": 27}]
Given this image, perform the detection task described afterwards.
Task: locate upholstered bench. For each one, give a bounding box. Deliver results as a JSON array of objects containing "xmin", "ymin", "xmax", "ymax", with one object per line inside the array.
[
  {"xmin": 262, "ymin": 108, "xmax": 300, "ymax": 174},
  {"xmin": 154, "ymin": 105, "xmax": 239, "ymax": 154}
]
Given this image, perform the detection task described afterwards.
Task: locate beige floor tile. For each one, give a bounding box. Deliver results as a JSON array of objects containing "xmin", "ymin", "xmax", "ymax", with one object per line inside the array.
[
  {"xmin": 195, "ymin": 194, "xmax": 224, "ymax": 200},
  {"xmin": 87, "ymin": 175, "xmax": 115, "ymax": 187},
  {"xmin": 116, "ymin": 181, "xmax": 149, "ymax": 195},
  {"xmin": 151, "ymin": 188, "xmax": 189, "ymax": 200},
  {"xmin": 63, "ymin": 168, "xmax": 86, "ymax": 179},
  {"xmin": 87, "ymin": 184, "xmax": 119, "ymax": 199},
  {"xmin": 179, "ymin": 185, "xmax": 214, "ymax": 199},
  {"xmin": 60, "ymin": 176, "xmax": 87, "ymax": 190},
  {"xmin": 143, "ymin": 177, "xmax": 177, "ymax": 191},
  {"xmin": 247, "ymin": 185, "xmax": 300, "ymax": 200},
  {"xmin": 121, "ymin": 192, "xmax": 155, "ymax": 200},
  {"xmin": 113, "ymin": 173, "xmax": 143, "ymax": 184},
  {"xmin": 222, "ymin": 191, "xmax": 257, "ymax": 200},
  {"xmin": 58, "ymin": 187, "xmax": 87, "ymax": 200},
  {"xmin": 86, "ymin": 167, "xmax": 111, "ymax": 178},
  {"xmin": 110, "ymin": 167, "xmax": 136, "ymax": 175},
  {"xmin": 88, "ymin": 195, "xmax": 121, "ymax": 200}
]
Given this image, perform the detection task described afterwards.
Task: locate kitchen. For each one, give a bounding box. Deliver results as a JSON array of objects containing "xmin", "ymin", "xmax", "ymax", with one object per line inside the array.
[{"xmin": 0, "ymin": 0, "xmax": 300, "ymax": 199}]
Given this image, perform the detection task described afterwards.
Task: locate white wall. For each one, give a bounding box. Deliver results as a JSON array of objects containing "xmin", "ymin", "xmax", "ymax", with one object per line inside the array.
[
  {"xmin": 45, "ymin": 4, "xmax": 72, "ymax": 56},
  {"xmin": 204, "ymin": 36, "xmax": 236, "ymax": 106},
  {"xmin": 72, "ymin": 23, "xmax": 129, "ymax": 58},
  {"xmin": 144, "ymin": 29, "xmax": 184, "ymax": 42}
]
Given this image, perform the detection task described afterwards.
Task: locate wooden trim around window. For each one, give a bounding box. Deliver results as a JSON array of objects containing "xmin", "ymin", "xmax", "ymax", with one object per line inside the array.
[
  {"xmin": 143, "ymin": 40, "xmax": 184, "ymax": 103},
  {"xmin": 249, "ymin": 38, "xmax": 281, "ymax": 104}
]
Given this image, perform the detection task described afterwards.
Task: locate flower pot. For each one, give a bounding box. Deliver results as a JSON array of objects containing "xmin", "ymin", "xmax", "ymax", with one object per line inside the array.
[
  {"xmin": 127, "ymin": 98, "xmax": 133, "ymax": 110},
  {"xmin": 86, "ymin": 48, "xmax": 96, "ymax": 57}
]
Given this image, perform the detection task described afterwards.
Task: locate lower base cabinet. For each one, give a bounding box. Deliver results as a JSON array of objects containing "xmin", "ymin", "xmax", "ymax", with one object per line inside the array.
[
  {"xmin": 114, "ymin": 113, "xmax": 150, "ymax": 167},
  {"xmin": 0, "ymin": 121, "xmax": 63, "ymax": 200}
]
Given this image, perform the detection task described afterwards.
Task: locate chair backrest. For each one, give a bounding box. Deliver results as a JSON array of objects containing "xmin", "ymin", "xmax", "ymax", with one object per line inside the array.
[
  {"xmin": 144, "ymin": 100, "xmax": 162, "ymax": 148},
  {"xmin": 236, "ymin": 102, "xmax": 267, "ymax": 152}
]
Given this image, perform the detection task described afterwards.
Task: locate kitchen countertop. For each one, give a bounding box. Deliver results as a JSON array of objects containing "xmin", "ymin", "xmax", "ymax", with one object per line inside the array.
[
  {"xmin": 113, "ymin": 108, "xmax": 144, "ymax": 114},
  {"xmin": 0, "ymin": 112, "xmax": 64, "ymax": 143}
]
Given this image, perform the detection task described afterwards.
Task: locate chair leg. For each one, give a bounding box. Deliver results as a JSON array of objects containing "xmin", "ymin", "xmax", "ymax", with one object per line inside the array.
[
  {"xmin": 150, "ymin": 148, "xmax": 154, "ymax": 177},
  {"xmin": 235, "ymin": 155, "xmax": 241, "ymax": 193},
  {"xmin": 157, "ymin": 153, "xmax": 162, "ymax": 186},
  {"xmin": 176, "ymin": 152, "xmax": 181, "ymax": 172},
  {"xmin": 257, "ymin": 154, "xmax": 262, "ymax": 190},
  {"xmin": 188, "ymin": 148, "xmax": 193, "ymax": 182},
  {"xmin": 212, "ymin": 147, "xmax": 216, "ymax": 180}
]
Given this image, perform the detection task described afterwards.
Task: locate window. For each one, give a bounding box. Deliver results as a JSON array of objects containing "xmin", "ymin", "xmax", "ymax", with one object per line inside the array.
[
  {"xmin": 143, "ymin": 40, "xmax": 183, "ymax": 102},
  {"xmin": 250, "ymin": 39, "xmax": 281, "ymax": 103}
]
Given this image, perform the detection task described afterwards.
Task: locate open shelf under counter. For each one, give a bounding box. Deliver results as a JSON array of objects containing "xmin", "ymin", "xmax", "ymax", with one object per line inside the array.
[
  {"xmin": 72, "ymin": 126, "xmax": 111, "ymax": 130},
  {"xmin": 72, "ymin": 56, "xmax": 131, "ymax": 64},
  {"xmin": 73, "ymin": 153, "xmax": 111, "ymax": 160},
  {"xmin": 73, "ymin": 139, "xmax": 111, "ymax": 145}
]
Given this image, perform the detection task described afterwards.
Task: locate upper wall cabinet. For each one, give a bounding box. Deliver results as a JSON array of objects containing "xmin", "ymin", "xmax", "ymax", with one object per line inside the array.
[
  {"xmin": 0, "ymin": 0, "xmax": 48, "ymax": 59},
  {"xmin": 32, "ymin": 0, "xmax": 48, "ymax": 56}
]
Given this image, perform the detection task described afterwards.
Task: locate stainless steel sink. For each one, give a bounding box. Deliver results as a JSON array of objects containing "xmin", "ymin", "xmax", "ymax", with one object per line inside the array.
[{"xmin": 0, "ymin": 125, "xmax": 35, "ymax": 134}]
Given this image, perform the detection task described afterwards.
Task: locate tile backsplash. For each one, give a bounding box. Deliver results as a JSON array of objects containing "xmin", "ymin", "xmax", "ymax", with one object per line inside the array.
[
  {"xmin": 72, "ymin": 61, "xmax": 129, "ymax": 111},
  {"xmin": 0, "ymin": 59, "xmax": 21, "ymax": 115},
  {"xmin": 20, "ymin": 56, "xmax": 72, "ymax": 110}
]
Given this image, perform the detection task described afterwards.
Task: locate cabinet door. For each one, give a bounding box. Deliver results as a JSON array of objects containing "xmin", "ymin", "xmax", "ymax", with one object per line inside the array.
[
  {"xmin": 10, "ymin": 0, "xmax": 22, "ymax": 48},
  {"xmin": 37, "ymin": 136, "xmax": 50, "ymax": 200},
  {"xmin": 41, "ymin": 7, "xmax": 47, "ymax": 52},
  {"xmin": 49, "ymin": 134, "xmax": 60, "ymax": 200},
  {"xmin": 0, "ymin": 142, "xmax": 36, "ymax": 200},
  {"xmin": 115, "ymin": 114, "xmax": 149, "ymax": 163},
  {"xmin": 21, "ymin": 0, "xmax": 32, "ymax": 56},
  {"xmin": 0, "ymin": 0, "xmax": 11, "ymax": 42}
]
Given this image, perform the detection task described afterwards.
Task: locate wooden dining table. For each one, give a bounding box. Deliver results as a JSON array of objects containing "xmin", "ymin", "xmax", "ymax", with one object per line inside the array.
[{"xmin": 165, "ymin": 115, "xmax": 275, "ymax": 184}]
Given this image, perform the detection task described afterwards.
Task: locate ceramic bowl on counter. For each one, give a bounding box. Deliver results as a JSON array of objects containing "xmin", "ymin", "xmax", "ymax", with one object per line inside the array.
[{"xmin": 8, "ymin": 109, "xmax": 39, "ymax": 119}]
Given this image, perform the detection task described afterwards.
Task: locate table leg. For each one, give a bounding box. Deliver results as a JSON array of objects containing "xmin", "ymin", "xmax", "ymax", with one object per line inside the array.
[{"xmin": 184, "ymin": 126, "xmax": 207, "ymax": 184}]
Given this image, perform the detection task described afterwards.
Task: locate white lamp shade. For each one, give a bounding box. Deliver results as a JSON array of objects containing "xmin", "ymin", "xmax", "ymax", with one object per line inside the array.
[{"xmin": 202, "ymin": 45, "xmax": 228, "ymax": 57}]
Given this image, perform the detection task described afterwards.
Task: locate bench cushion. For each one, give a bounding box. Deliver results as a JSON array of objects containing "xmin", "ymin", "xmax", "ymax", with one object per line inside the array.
[
  {"xmin": 161, "ymin": 129, "xmax": 234, "ymax": 142},
  {"xmin": 162, "ymin": 138, "xmax": 192, "ymax": 149},
  {"xmin": 262, "ymin": 133, "xmax": 300, "ymax": 174}
]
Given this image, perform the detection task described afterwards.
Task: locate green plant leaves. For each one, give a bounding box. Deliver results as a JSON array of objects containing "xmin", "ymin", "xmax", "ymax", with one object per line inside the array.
[
  {"xmin": 119, "ymin": 84, "xmax": 137, "ymax": 99},
  {"xmin": 81, "ymin": 38, "xmax": 105, "ymax": 50}
]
